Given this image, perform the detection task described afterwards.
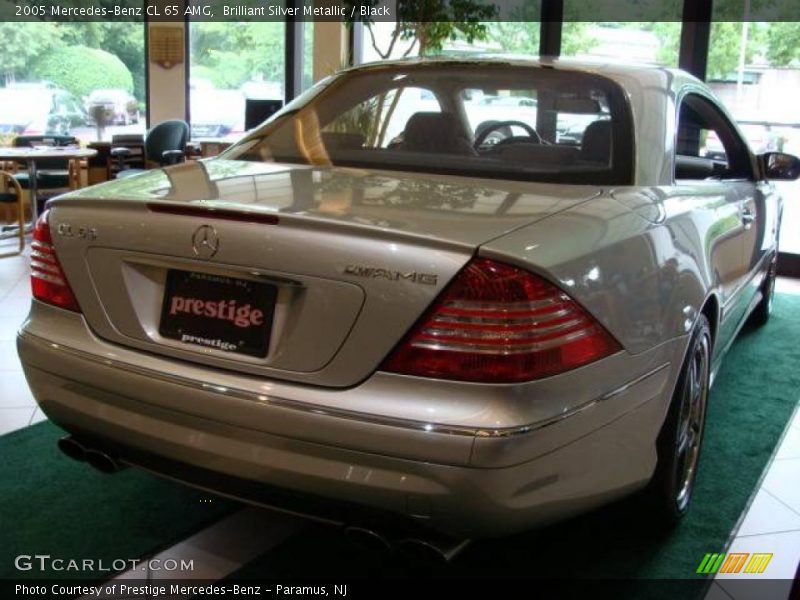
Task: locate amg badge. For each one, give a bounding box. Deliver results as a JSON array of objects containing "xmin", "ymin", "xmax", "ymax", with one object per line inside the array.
[{"xmin": 344, "ymin": 265, "xmax": 438, "ymax": 286}]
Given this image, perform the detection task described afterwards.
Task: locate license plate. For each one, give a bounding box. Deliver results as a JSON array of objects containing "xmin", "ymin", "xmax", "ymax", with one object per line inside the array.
[{"xmin": 159, "ymin": 270, "xmax": 276, "ymax": 358}]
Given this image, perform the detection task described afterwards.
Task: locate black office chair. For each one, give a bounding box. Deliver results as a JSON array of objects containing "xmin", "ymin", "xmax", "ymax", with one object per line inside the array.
[
  {"xmin": 11, "ymin": 135, "xmax": 79, "ymax": 193},
  {"xmin": 113, "ymin": 120, "xmax": 190, "ymax": 178}
]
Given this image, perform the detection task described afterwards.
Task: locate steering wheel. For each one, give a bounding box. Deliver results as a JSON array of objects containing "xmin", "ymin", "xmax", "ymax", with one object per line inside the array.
[{"xmin": 473, "ymin": 120, "xmax": 542, "ymax": 149}]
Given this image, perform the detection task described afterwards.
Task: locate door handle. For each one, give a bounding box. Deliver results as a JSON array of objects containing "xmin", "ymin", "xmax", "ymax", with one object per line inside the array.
[{"xmin": 741, "ymin": 207, "xmax": 755, "ymax": 229}]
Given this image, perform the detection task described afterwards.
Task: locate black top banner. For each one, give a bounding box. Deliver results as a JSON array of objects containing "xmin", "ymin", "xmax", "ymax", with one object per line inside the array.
[{"xmin": 2, "ymin": 0, "xmax": 800, "ymax": 23}]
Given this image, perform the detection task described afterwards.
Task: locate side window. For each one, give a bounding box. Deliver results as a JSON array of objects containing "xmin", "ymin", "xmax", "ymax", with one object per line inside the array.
[
  {"xmin": 675, "ymin": 93, "xmax": 753, "ymax": 181},
  {"xmin": 323, "ymin": 86, "xmax": 441, "ymax": 149}
]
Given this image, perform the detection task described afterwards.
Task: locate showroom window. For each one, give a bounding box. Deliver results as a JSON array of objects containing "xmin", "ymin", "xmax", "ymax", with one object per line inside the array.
[
  {"xmin": 707, "ymin": 7, "xmax": 800, "ymax": 255},
  {"xmin": 302, "ymin": 21, "xmax": 314, "ymax": 91},
  {"xmin": 559, "ymin": 0, "xmax": 683, "ymax": 65},
  {"xmin": 357, "ymin": 18, "xmax": 541, "ymax": 63},
  {"xmin": 0, "ymin": 20, "xmax": 147, "ymax": 144},
  {"xmin": 189, "ymin": 22, "xmax": 286, "ymax": 139}
]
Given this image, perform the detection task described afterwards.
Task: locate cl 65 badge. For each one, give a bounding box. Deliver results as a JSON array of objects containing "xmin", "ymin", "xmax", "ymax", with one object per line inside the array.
[{"xmin": 57, "ymin": 223, "xmax": 98, "ymax": 241}]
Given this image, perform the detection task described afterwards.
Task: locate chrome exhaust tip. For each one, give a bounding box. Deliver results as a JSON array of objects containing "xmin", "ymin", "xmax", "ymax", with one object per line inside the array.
[
  {"xmin": 57, "ymin": 436, "xmax": 86, "ymax": 462},
  {"xmin": 84, "ymin": 449, "xmax": 124, "ymax": 474},
  {"xmin": 343, "ymin": 526, "xmax": 393, "ymax": 555},
  {"xmin": 396, "ymin": 537, "xmax": 470, "ymax": 566}
]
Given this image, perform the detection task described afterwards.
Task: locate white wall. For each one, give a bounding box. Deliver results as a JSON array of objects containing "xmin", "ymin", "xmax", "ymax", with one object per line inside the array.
[
  {"xmin": 147, "ymin": 21, "xmax": 187, "ymax": 125},
  {"xmin": 312, "ymin": 21, "xmax": 349, "ymax": 82}
]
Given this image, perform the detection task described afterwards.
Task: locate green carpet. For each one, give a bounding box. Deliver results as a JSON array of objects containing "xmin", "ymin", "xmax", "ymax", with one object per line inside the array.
[
  {"xmin": 1, "ymin": 421, "xmax": 238, "ymax": 580},
  {"xmin": 4, "ymin": 295, "xmax": 799, "ymax": 587},
  {"xmin": 227, "ymin": 294, "xmax": 800, "ymax": 586}
]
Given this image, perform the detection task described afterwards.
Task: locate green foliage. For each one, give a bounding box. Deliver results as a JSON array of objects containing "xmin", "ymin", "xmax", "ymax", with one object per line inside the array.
[
  {"xmin": 0, "ymin": 22, "xmax": 146, "ymax": 102},
  {"xmin": 190, "ymin": 22, "xmax": 284, "ymax": 89},
  {"xmin": 462, "ymin": 0, "xmax": 540, "ymax": 55},
  {"xmin": 561, "ymin": 23, "xmax": 599, "ymax": 57},
  {"xmin": 33, "ymin": 45, "xmax": 133, "ymax": 99},
  {"xmin": 349, "ymin": 0, "xmax": 498, "ymax": 57},
  {"xmin": 708, "ymin": 22, "xmax": 746, "ymax": 80},
  {"xmin": 648, "ymin": 22, "xmax": 682, "ymax": 65},
  {"xmin": 0, "ymin": 22, "xmax": 61, "ymax": 81},
  {"xmin": 56, "ymin": 23, "xmax": 147, "ymax": 101},
  {"xmin": 484, "ymin": 22, "xmax": 540, "ymax": 55},
  {"xmin": 766, "ymin": 22, "xmax": 800, "ymax": 66},
  {"xmin": 706, "ymin": 22, "xmax": 768, "ymax": 80}
]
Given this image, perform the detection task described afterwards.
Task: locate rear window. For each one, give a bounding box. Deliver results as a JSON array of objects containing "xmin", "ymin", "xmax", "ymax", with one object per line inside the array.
[{"xmin": 226, "ymin": 65, "xmax": 634, "ymax": 185}]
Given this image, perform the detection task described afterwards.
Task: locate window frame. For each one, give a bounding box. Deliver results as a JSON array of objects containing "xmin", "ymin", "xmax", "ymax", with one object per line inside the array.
[
  {"xmin": 673, "ymin": 88, "xmax": 758, "ymax": 183},
  {"xmin": 229, "ymin": 64, "xmax": 637, "ymax": 186}
]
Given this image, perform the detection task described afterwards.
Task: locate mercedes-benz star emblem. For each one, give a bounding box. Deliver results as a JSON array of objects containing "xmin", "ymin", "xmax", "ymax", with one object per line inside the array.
[{"xmin": 192, "ymin": 225, "xmax": 219, "ymax": 259}]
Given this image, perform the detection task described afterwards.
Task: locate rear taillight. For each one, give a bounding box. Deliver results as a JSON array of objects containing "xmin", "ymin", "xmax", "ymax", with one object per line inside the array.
[
  {"xmin": 381, "ymin": 258, "xmax": 620, "ymax": 383},
  {"xmin": 31, "ymin": 211, "xmax": 81, "ymax": 312}
]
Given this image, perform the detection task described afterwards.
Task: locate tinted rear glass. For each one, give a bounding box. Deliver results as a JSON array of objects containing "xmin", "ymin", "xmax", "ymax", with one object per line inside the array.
[{"xmin": 227, "ymin": 64, "xmax": 634, "ymax": 185}]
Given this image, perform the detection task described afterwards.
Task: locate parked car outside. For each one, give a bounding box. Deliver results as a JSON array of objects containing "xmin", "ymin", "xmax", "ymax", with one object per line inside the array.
[
  {"xmin": 85, "ymin": 89, "xmax": 140, "ymax": 126},
  {"xmin": 18, "ymin": 58, "xmax": 799, "ymax": 540},
  {"xmin": 190, "ymin": 87, "xmax": 246, "ymax": 138},
  {"xmin": 0, "ymin": 85, "xmax": 93, "ymax": 136}
]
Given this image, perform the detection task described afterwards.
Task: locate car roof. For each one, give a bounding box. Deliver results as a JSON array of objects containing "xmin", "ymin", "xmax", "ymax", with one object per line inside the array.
[{"xmin": 350, "ymin": 54, "xmax": 698, "ymax": 82}]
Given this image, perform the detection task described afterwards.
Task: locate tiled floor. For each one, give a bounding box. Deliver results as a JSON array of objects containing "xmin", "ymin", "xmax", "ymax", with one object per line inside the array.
[
  {"xmin": 0, "ymin": 243, "xmax": 45, "ymax": 436},
  {"xmin": 3, "ymin": 239, "xmax": 800, "ymax": 591},
  {"xmin": 706, "ymin": 405, "xmax": 800, "ymax": 599}
]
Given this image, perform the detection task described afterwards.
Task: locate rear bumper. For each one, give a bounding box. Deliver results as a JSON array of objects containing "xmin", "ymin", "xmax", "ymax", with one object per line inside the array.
[{"xmin": 18, "ymin": 302, "xmax": 686, "ymax": 537}]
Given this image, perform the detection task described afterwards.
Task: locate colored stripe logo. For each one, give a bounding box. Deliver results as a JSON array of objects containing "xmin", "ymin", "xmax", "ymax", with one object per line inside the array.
[{"xmin": 697, "ymin": 552, "xmax": 773, "ymax": 574}]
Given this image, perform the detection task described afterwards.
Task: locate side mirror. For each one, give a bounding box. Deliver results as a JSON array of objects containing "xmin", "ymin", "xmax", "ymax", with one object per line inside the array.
[{"xmin": 761, "ymin": 152, "xmax": 800, "ymax": 181}]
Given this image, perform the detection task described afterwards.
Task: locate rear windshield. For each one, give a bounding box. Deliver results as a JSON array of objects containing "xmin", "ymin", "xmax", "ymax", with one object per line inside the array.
[{"xmin": 226, "ymin": 64, "xmax": 634, "ymax": 185}]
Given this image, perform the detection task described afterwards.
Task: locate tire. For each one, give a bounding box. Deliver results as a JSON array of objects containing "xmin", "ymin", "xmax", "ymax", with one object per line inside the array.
[
  {"xmin": 750, "ymin": 254, "xmax": 777, "ymax": 327},
  {"xmin": 648, "ymin": 314, "xmax": 711, "ymax": 526}
]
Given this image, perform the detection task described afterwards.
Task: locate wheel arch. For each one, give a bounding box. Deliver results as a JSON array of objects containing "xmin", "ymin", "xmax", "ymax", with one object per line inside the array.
[{"xmin": 700, "ymin": 293, "xmax": 719, "ymax": 351}]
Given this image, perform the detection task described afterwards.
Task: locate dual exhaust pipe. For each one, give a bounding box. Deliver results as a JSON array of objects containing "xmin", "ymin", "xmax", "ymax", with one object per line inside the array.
[
  {"xmin": 343, "ymin": 526, "xmax": 470, "ymax": 567},
  {"xmin": 57, "ymin": 436, "xmax": 126, "ymax": 474},
  {"xmin": 58, "ymin": 436, "xmax": 464, "ymax": 565}
]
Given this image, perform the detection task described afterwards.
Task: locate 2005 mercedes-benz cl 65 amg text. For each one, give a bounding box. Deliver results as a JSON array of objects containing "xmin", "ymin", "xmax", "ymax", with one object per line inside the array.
[{"xmin": 17, "ymin": 58, "xmax": 800, "ymax": 538}]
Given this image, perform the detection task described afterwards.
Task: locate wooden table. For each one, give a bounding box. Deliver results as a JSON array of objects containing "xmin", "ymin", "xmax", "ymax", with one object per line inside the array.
[
  {"xmin": 193, "ymin": 135, "xmax": 244, "ymax": 158},
  {"xmin": 0, "ymin": 147, "xmax": 97, "ymax": 222}
]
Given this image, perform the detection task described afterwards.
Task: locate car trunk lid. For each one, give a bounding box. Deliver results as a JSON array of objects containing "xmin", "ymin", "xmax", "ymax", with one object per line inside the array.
[{"xmin": 46, "ymin": 160, "xmax": 601, "ymax": 387}]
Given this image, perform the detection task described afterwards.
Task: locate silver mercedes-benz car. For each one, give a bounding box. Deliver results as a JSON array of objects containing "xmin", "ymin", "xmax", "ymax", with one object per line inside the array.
[{"xmin": 17, "ymin": 58, "xmax": 800, "ymax": 539}]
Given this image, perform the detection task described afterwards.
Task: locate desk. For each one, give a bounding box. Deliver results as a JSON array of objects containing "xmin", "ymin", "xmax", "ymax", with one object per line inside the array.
[
  {"xmin": 193, "ymin": 135, "xmax": 244, "ymax": 158},
  {"xmin": 0, "ymin": 147, "xmax": 97, "ymax": 222}
]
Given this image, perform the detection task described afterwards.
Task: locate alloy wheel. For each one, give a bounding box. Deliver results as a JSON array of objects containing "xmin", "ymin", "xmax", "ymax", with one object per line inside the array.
[{"xmin": 674, "ymin": 333, "xmax": 710, "ymax": 511}]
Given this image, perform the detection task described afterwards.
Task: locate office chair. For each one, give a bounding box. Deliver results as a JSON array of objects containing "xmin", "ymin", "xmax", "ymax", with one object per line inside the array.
[{"xmin": 113, "ymin": 119, "xmax": 190, "ymax": 178}]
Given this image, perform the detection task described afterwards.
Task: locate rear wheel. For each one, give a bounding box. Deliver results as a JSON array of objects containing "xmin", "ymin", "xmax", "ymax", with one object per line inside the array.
[
  {"xmin": 648, "ymin": 314, "xmax": 711, "ymax": 525},
  {"xmin": 750, "ymin": 254, "xmax": 777, "ymax": 327}
]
